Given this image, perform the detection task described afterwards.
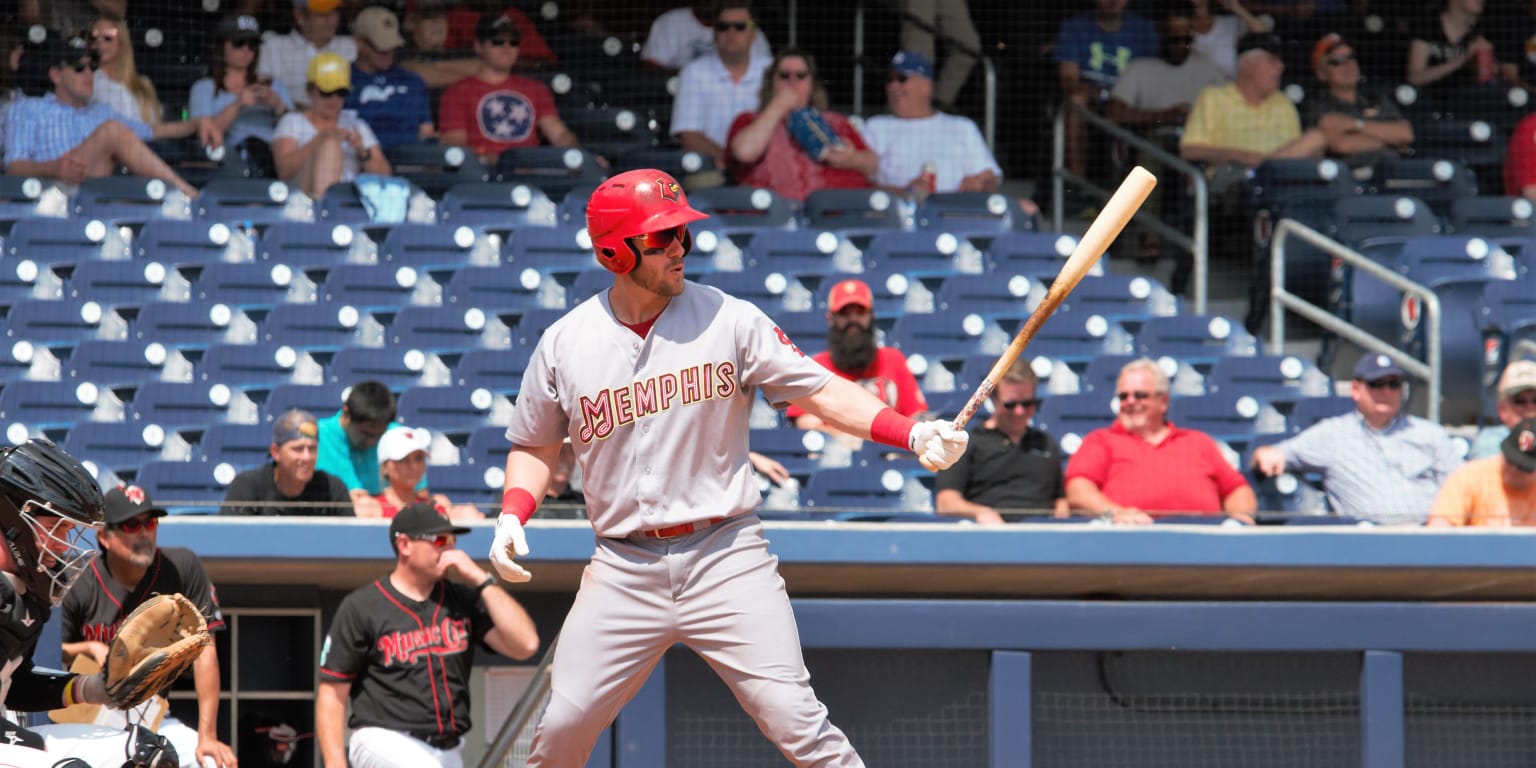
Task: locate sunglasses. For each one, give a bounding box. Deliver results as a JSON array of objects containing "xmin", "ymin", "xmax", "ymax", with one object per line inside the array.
[
  {"xmin": 1364, "ymin": 378, "xmax": 1403, "ymax": 390},
  {"xmin": 228, "ymin": 38, "xmax": 259, "ymax": 50},
  {"xmin": 90, "ymin": 32, "xmax": 117, "ymax": 43},
  {"xmin": 1116, "ymin": 391, "xmax": 1157, "ymax": 401},
  {"xmin": 999, "ymin": 398, "xmax": 1042, "ymax": 411},
  {"xmin": 889, "ymin": 72, "xmax": 909, "ymax": 84},
  {"xmin": 1323, "ymin": 54, "xmax": 1356, "ymax": 67},
  {"xmin": 485, "ymin": 37, "xmax": 519, "ymax": 47},
  {"xmin": 67, "ymin": 58, "xmax": 100, "ymax": 73},
  {"xmin": 715, "ymin": 21, "xmax": 753, "ymax": 32},
  {"xmin": 775, "ymin": 70, "xmax": 811, "ymax": 81},
  {"xmin": 407, "ymin": 533, "xmax": 456, "ymax": 548},
  {"xmin": 633, "ymin": 224, "xmax": 688, "ymax": 251},
  {"xmin": 1511, "ymin": 395, "xmax": 1536, "ymax": 407},
  {"xmin": 111, "ymin": 516, "xmax": 159, "ymax": 535},
  {"xmin": 314, "ymin": 87, "xmax": 350, "ymax": 99}
]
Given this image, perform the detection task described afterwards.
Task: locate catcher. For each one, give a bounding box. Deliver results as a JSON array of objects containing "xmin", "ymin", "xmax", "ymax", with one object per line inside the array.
[
  {"xmin": 55, "ymin": 486, "xmax": 234, "ymax": 768},
  {"xmin": 0, "ymin": 439, "xmax": 197, "ymax": 768}
]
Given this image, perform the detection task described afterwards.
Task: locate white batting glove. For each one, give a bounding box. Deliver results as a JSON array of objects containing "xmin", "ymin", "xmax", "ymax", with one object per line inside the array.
[
  {"xmin": 909, "ymin": 420, "xmax": 969, "ymax": 471},
  {"xmin": 489, "ymin": 514, "xmax": 532, "ymax": 583}
]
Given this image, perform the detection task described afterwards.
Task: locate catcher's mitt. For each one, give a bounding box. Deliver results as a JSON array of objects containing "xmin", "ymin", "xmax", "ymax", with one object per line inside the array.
[{"xmin": 104, "ymin": 593, "xmax": 211, "ymax": 709}]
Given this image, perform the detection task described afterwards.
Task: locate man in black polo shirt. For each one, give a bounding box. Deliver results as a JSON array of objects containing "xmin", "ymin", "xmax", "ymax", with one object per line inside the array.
[
  {"xmin": 223, "ymin": 409, "xmax": 352, "ymax": 516},
  {"xmin": 935, "ymin": 359, "xmax": 1067, "ymax": 523}
]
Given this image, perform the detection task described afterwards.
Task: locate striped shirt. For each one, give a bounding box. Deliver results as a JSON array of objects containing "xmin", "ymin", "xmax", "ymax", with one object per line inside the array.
[
  {"xmin": 1276, "ymin": 411, "xmax": 1462, "ymax": 524},
  {"xmin": 3, "ymin": 93, "xmax": 152, "ymax": 168}
]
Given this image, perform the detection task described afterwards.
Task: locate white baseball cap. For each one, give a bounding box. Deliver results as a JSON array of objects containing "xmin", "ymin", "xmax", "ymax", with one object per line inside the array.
[
  {"xmin": 377, "ymin": 426, "xmax": 431, "ymax": 462},
  {"xmin": 1499, "ymin": 360, "xmax": 1536, "ymax": 398}
]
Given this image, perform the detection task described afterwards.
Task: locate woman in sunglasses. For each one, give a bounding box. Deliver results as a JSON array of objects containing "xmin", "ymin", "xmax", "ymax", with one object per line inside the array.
[
  {"xmin": 272, "ymin": 51, "xmax": 391, "ymax": 198},
  {"xmin": 85, "ymin": 15, "xmax": 160, "ymax": 125},
  {"xmin": 190, "ymin": 14, "xmax": 294, "ymax": 152},
  {"xmin": 726, "ymin": 47, "xmax": 878, "ymax": 201},
  {"xmin": 371, "ymin": 427, "xmax": 485, "ymax": 523}
]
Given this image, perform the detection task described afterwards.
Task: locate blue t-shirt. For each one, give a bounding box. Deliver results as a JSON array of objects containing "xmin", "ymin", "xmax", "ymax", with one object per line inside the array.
[
  {"xmin": 316, "ymin": 411, "xmax": 424, "ymax": 494},
  {"xmin": 344, "ymin": 64, "xmax": 431, "ymax": 150},
  {"xmin": 187, "ymin": 77, "xmax": 294, "ymax": 150},
  {"xmin": 1053, "ymin": 12, "xmax": 1158, "ymax": 90}
]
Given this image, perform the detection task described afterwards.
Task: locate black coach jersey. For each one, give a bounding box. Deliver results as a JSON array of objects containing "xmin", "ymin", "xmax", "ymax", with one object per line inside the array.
[
  {"xmin": 60, "ymin": 547, "xmax": 226, "ymax": 644},
  {"xmin": 319, "ymin": 578, "xmax": 493, "ymax": 740}
]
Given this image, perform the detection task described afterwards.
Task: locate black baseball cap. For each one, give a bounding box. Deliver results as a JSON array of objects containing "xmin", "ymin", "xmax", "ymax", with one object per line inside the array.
[
  {"xmin": 215, "ymin": 14, "xmax": 263, "ymax": 42},
  {"xmin": 474, "ymin": 12, "xmax": 519, "ymax": 43},
  {"xmin": 389, "ymin": 502, "xmax": 472, "ymax": 539},
  {"xmin": 1502, "ymin": 418, "xmax": 1536, "ymax": 473},
  {"xmin": 33, "ymin": 32, "xmax": 94, "ymax": 70},
  {"xmin": 104, "ymin": 485, "xmax": 168, "ymax": 526},
  {"xmin": 1237, "ymin": 32, "xmax": 1283, "ymax": 58}
]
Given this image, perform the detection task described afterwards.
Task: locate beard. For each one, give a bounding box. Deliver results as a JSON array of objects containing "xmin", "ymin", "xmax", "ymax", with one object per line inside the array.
[{"xmin": 828, "ymin": 323, "xmax": 877, "ymax": 373}]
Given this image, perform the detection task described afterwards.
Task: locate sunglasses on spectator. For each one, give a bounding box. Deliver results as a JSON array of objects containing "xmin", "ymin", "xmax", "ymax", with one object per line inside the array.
[
  {"xmin": 228, "ymin": 38, "xmax": 259, "ymax": 50},
  {"xmin": 1510, "ymin": 394, "xmax": 1536, "ymax": 407},
  {"xmin": 407, "ymin": 533, "xmax": 456, "ymax": 548},
  {"xmin": 632, "ymin": 225, "xmax": 688, "ymax": 251},
  {"xmin": 65, "ymin": 58, "xmax": 99, "ymax": 73},
  {"xmin": 715, "ymin": 21, "xmax": 753, "ymax": 32},
  {"xmin": 313, "ymin": 87, "xmax": 350, "ymax": 99},
  {"xmin": 90, "ymin": 32, "xmax": 117, "ymax": 43},
  {"xmin": 1116, "ymin": 391, "xmax": 1156, "ymax": 401},
  {"xmin": 1323, "ymin": 54, "xmax": 1355, "ymax": 67},
  {"xmin": 111, "ymin": 517, "xmax": 159, "ymax": 534},
  {"xmin": 486, "ymin": 37, "xmax": 518, "ymax": 47},
  {"xmin": 999, "ymin": 398, "xmax": 1042, "ymax": 411},
  {"xmin": 1364, "ymin": 377, "xmax": 1403, "ymax": 390},
  {"xmin": 775, "ymin": 69, "xmax": 811, "ymax": 81}
]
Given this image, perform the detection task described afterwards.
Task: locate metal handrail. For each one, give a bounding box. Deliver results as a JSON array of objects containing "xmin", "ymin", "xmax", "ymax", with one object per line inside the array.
[
  {"xmin": 1049, "ymin": 101, "xmax": 1210, "ymax": 313},
  {"xmin": 1268, "ymin": 219, "xmax": 1442, "ymax": 423},
  {"xmin": 477, "ymin": 633, "xmax": 560, "ymax": 768}
]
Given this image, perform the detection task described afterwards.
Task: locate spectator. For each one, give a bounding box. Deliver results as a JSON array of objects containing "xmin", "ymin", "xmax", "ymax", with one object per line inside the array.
[
  {"xmin": 259, "ymin": 0, "xmax": 356, "ymax": 109},
  {"xmin": 443, "ymin": 5, "xmax": 558, "ymax": 68},
  {"xmin": 898, "ymin": 0, "xmax": 983, "ymax": 108},
  {"xmin": 373, "ymin": 426, "xmax": 485, "ymax": 522},
  {"xmin": 1505, "ymin": 112, "xmax": 1536, "ymax": 200},
  {"xmin": 1428, "ymin": 417, "xmax": 1536, "ymax": 526},
  {"xmin": 190, "ymin": 15, "xmax": 295, "ymax": 152},
  {"xmin": 316, "ymin": 503, "xmax": 538, "ymax": 768},
  {"xmin": 862, "ymin": 49, "xmax": 1002, "ymax": 195},
  {"xmin": 86, "ymin": 16, "xmax": 160, "ymax": 125},
  {"xmin": 670, "ymin": 2, "xmax": 773, "ymax": 167},
  {"xmin": 1469, "ymin": 360, "xmax": 1536, "ymax": 459},
  {"xmin": 1189, "ymin": 0, "xmax": 1267, "ymax": 77},
  {"xmin": 1054, "ymin": 0, "xmax": 1158, "ymax": 183},
  {"xmin": 223, "ymin": 408, "xmax": 353, "ymax": 516},
  {"xmin": 398, "ymin": 0, "xmax": 481, "ymax": 90},
  {"xmin": 935, "ymin": 359, "xmax": 1067, "ymax": 524},
  {"xmin": 785, "ymin": 279, "xmax": 928, "ymax": 437},
  {"xmin": 317, "ymin": 380, "xmax": 407, "ymax": 518},
  {"xmin": 438, "ymin": 13, "xmax": 577, "ymax": 166},
  {"xmin": 272, "ymin": 52, "xmax": 390, "ymax": 199},
  {"xmin": 726, "ymin": 48, "xmax": 877, "ymax": 201},
  {"xmin": 3, "ymin": 33, "xmax": 204, "ymax": 198},
  {"xmin": 1406, "ymin": 0, "xmax": 1503, "ymax": 111},
  {"xmin": 1065, "ymin": 358, "xmax": 1257, "ymax": 524},
  {"xmin": 1302, "ymin": 33, "xmax": 1414, "ymax": 164},
  {"xmin": 58, "ymin": 485, "xmax": 235, "ymax": 768},
  {"xmin": 346, "ymin": 6, "xmax": 435, "ymax": 149},
  {"xmin": 1251, "ymin": 353, "xmax": 1463, "ymax": 524},
  {"xmin": 642, "ymin": 0, "xmax": 772, "ymax": 71}
]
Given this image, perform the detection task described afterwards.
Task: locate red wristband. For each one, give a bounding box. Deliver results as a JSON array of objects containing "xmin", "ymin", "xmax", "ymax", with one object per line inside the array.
[
  {"xmin": 501, "ymin": 488, "xmax": 537, "ymax": 525},
  {"xmin": 869, "ymin": 407, "xmax": 918, "ymax": 450}
]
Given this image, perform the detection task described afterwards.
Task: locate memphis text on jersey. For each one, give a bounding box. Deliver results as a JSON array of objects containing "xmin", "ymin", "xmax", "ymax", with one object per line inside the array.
[
  {"xmin": 578, "ymin": 361, "xmax": 738, "ymax": 444},
  {"xmin": 378, "ymin": 616, "xmax": 472, "ymax": 666}
]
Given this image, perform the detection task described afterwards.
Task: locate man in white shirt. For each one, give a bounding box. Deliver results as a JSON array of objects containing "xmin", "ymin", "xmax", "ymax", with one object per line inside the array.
[
  {"xmin": 642, "ymin": 1, "xmax": 771, "ymax": 71},
  {"xmin": 260, "ymin": 0, "xmax": 357, "ymax": 108},
  {"xmin": 862, "ymin": 50, "xmax": 1001, "ymax": 194},
  {"xmin": 669, "ymin": 1, "xmax": 773, "ymax": 166}
]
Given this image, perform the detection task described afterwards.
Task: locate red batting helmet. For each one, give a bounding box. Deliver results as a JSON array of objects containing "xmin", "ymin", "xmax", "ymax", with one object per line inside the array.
[{"xmin": 585, "ymin": 169, "xmax": 709, "ymax": 274}]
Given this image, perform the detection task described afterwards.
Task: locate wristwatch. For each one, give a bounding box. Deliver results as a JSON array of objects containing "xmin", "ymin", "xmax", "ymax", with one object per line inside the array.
[{"xmin": 476, "ymin": 575, "xmax": 498, "ymax": 592}]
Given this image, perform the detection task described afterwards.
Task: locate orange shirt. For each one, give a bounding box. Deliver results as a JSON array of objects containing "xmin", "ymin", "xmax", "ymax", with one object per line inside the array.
[{"xmin": 1428, "ymin": 457, "xmax": 1536, "ymax": 527}]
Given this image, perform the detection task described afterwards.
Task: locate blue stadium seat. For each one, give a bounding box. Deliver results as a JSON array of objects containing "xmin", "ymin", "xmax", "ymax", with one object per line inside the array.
[
  {"xmin": 311, "ymin": 182, "xmax": 374, "ymax": 225},
  {"xmin": 1031, "ymin": 392, "xmax": 1115, "ymax": 455},
  {"xmin": 1447, "ymin": 196, "xmax": 1535, "ymax": 239},
  {"xmin": 134, "ymin": 460, "xmax": 228, "ymax": 514},
  {"xmin": 561, "ymin": 106, "xmax": 659, "ymax": 161},
  {"xmin": 63, "ymin": 421, "xmax": 164, "ymax": 479},
  {"xmin": 0, "ymin": 379, "xmax": 118, "ymax": 440},
  {"xmin": 1412, "ymin": 118, "xmax": 1506, "ymax": 171},
  {"xmin": 740, "ymin": 230, "xmax": 848, "ymax": 297},
  {"xmin": 379, "ymin": 223, "xmax": 486, "ymax": 273},
  {"xmin": 320, "ymin": 263, "xmax": 438, "ymax": 310},
  {"xmin": 395, "ymin": 385, "xmax": 510, "ymax": 436},
  {"xmin": 197, "ymin": 422, "xmax": 271, "ymax": 471},
  {"xmin": 1245, "ymin": 433, "xmax": 1330, "ymax": 515},
  {"xmin": 1287, "ymin": 395, "xmax": 1355, "ymax": 433},
  {"xmin": 328, "ymin": 346, "xmax": 431, "ymax": 390},
  {"xmin": 1, "ymin": 298, "xmax": 127, "ymax": 348},
  {"xmin": 261, "ymin": 302, "xmax": 374, "ymax": 354},
  {"xmin": 133, "ymin": 300, "xmax": 258, "ymax": 349},
  {"xmin": 1167, "ymin": 393, "xmax": 1279, "ymax": 455},
  {"xmin": 1364, "ymin": 157, "xmax": 1478, "ymax": 219},
  {"xmin": 1480, "ymin": 278, "xmax": 1536, "ymax": 411},
  {"xmin": 194, "ymin": 179, "xmax": 295, "ymax": 226},
  {"xmin": 384, "ymin": 143, "xmax": 489, "ymax": 199},
  {"xmin": 688, "ymin": 186, "xmax": 795, "ymax": 230},
  {"xmin": 5, "ymin": 218, "xmax": 111, "ymax": 269},
  {"xmin": 0, "ymin": 175, "xmax": 46, "ymax": 230},
  {"xmin": 1205, "ymin": 354, "xmax": 1332, "ymax": 414},
  {"xmin": 802, "ymin": 189, "xmax": 904, "ymax": 231},
  {"xmin": 1077, "ymin": 353, "xmax": 1140, "ymax": 396},
  {"xmin": 390, "ymin": 305, "xmax": 510, "ymax": 353},
  {"xmin": 1016, "ymin": 305, "xmax": 1137, "ymax": 365},
  {"xmin": 420, "ymin": 463, "xmax": 499, "ymax": 511},
  {"xmin": 915, "ymin": 192, "xmax": 1017, "ymax": 234},
  {"xmin": 191, "ymin": 261, "xmax": 312, "ymax": 309},
  {"xmin": 67, "ymin": 259, "xmax": 184, "ymax": 309},
  {"xmin": 803, "ymin": 466, "xmax": 923, "ymax": 512},
  {"xmin": 257, "ymin": 221, "xmax": 369, "ymax": 269},
  {"xmin": 509, "ymin": 308, "xmax": 569, "ymax": 350},
  {"xmin": 934, "ymin": 273, "xmax": 1041, "ymax": 316},
  {"xmin": 443, "ymin": 264, "xmax": 554, "ymax": 315},
  {"xmin": 1059, "ymin": 274, "xmax": 1179, "ymax": 336},
  {"xmin": 1137, "ymin": 315, "xmax": 1258, "ymax": 372},
  {"xmin": 135, "ymin": 219, "xmax": 247, "ymax": 265},
  {"xmin": 1331, "ymin": 195, "xmax": 1443, "ymax": 247},
  {"xmin": 698, "ymin": 272, "xmax": 796, "ymax": 313},
  {"xmin": 199, "ymin": 342, "xmax": 311, "ymax": 388},
  {"xmin": 888, "ymin": 308, "xmax": 1010, "ymax": 360},
  {"xmin": 503, "ymin": 226, "xmax": 592, "ymax": 281},
  {"xmin": 71, "ymin": 176, "xmax": 171, "ymax": 224},
  {"xmin": 454, "ymin": 346, "xmax": 532, "ymax": 393},
  {"xmin": 67, "ymin": 339, "xmax": 186, "ymax": 388},
  {"xmin": 263, "ymin": 383, "xmax": 345, "ymax": 423},
  {"xmin": 982, "ymin": 231, "xmax": 1100, "ymax": 279},
  {"xmin": 555, "ymin": 183, "xmax": 598, "ymax": 228},
  {"xmin": 860, "ymin": 230, "xmax": 977, "ymax": 274},
  {"xmin": 492, "ymin": 147, "xmax": 606, "ymax": 199},
  {"xmin": 438, "ymin": 182, "xmax": 557, "ymax": 228},
  {"xmin": 463, "ymin": 425, "xmax": 511, "ymax": 467},
  {"xmin": 749, "ymin": 425, "xmax": 831, "ymax": 480},
  {"xmin": 567, "ymin": 268, "xmax": 615, "ymax": 306},
  {"xmin": 614, "ymin": 147, "xmax": 718, "ymax": 181},
  {"xmin": 1251, "ymin": 158, "xmax": 1361, "ymax": 307},
  {"xmin": 1395, "ymin": 245, "xmax": 1512, "ymax": 421}
]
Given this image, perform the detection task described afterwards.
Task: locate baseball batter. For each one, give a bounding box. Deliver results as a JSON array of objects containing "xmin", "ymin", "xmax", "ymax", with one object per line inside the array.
[
  {"xmin": 317, "ymin": 503, "xmax": 539, "ymax": 768},
  {"xmin": 489, "ymin": 169, "xmax": 969, "ymax": 767}
]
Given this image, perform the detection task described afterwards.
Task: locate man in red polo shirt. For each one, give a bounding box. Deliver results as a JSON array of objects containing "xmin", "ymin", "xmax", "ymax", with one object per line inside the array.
[{"xmin": 1065, "ymin": 358, "xmax": 1256, "ymax": 524}]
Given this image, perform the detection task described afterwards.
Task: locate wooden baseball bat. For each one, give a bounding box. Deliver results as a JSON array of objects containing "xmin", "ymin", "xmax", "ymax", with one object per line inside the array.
[{"xmin": 918, "ymin": 166, "xmax": 1157, "ymax": 470}]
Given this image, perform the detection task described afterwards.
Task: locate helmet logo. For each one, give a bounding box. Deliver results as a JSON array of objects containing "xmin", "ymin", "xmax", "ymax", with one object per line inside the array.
[{"xmin": 657, "ymin": 178, "xmax": 681, "ymax": 203}]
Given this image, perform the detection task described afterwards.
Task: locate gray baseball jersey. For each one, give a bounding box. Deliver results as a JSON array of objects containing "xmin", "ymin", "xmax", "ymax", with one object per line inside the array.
[{"xmin": 506, "ymin": 282, "xmax": 831, "ymax": 537}]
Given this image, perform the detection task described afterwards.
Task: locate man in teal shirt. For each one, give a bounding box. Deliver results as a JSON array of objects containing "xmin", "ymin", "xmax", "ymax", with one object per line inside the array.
[{"xmin": 316, "ymin": 380, "xmax": 412, "ymax": 518}]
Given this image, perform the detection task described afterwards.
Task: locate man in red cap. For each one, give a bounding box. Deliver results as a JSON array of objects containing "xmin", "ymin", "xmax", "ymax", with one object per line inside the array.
[
  {"xmin": 786, "ymin": 278, "xmax": 929, "ymax": 438},
  {"xmin": 1302, "ymin": 33, "xmax": 1414, "ymax": 162}
]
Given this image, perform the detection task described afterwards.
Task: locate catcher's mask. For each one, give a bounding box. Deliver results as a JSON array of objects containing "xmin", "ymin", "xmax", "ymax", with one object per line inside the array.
[
  {"xmin": 585, "ymin": 169, "xmax": 708, "ymax": 274},
  {"xmin": 0, "ymin": 439, "xmax": 105, "ymax": 604}
]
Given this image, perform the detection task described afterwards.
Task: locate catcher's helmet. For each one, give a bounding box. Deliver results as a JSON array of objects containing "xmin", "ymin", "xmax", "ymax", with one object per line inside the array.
[
  {"xmin": 585, "ymin": 169, "xmax": 708, "ymax": 274},
  {"xmin": 0, "ymin": 439, "xmax": 104, "ymax": 603}
]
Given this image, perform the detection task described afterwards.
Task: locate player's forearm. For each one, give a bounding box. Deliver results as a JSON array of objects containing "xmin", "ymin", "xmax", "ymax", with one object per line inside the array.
[
  {"xmin": 194, "ymin": 643, "xmax": 221, "ymax": 739},
  {"xmin": 315, "ymin": 682, "xmax": 350, "ymax": 768},
  {"xmin": 792, "ymin": 377, "xmax": 895, "ymax": 444},
  {"xmin": 505, "ymin": 444, "xmax": 560, "ymax": 504}
]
